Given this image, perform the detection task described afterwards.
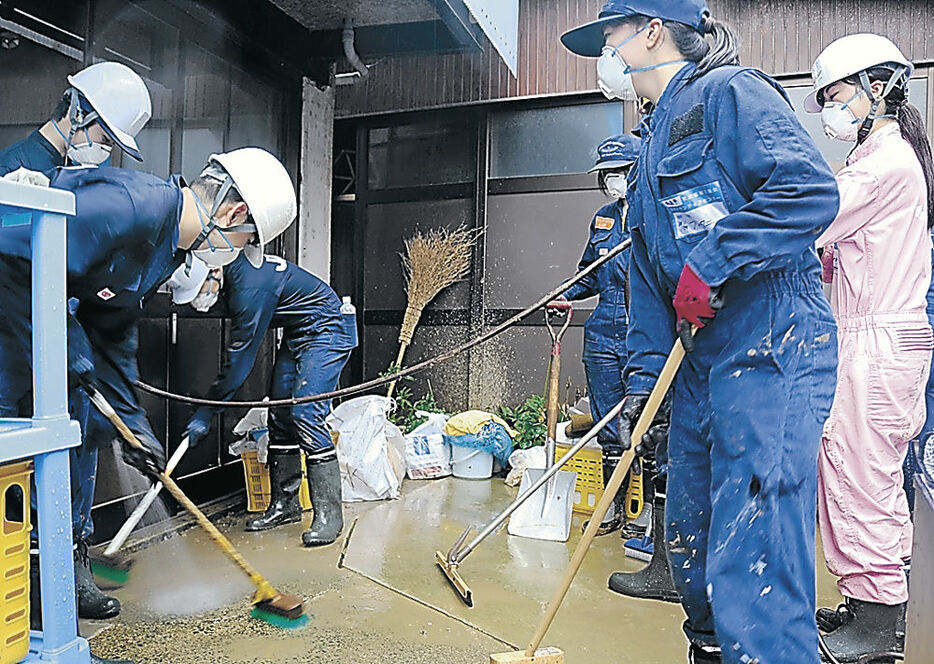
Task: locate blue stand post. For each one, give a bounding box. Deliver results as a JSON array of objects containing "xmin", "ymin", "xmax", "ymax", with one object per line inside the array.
[{"xmin": 0, "ymin": 180, "xmax": 89, "ymax": 663}]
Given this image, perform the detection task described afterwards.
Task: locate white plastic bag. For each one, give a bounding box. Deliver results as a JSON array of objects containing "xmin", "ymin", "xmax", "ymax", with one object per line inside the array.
[
  {"xmin": 404, "ymin": 411, "xmax": 450, "ymax": 479},
  {"xmin": 228, "ymin": 406, "xmax": 270, "ymax": 462},
  {"xmin": 327, "ymin": 395, "xmax": 406, "ymax": 502},
  {"xmin": 505, "ymin": 446, "xmax": 546, "ymax": 487}
]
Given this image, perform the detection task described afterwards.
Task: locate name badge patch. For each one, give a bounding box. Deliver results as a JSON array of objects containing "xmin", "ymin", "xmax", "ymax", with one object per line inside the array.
[
  {"xmin": 594, "ymin": 216, "xmax": 615, "ymax": 231},
  {"xmin": 661, "ymin": 182, "xmax": 728, "ymax": 239},
  {"xmin": 598, "ymin": 248, "xmax": 609, "ymax": 257},
  {"xmin": 97, "ymin": 287, "xmax": 116, "ymax": 301}
]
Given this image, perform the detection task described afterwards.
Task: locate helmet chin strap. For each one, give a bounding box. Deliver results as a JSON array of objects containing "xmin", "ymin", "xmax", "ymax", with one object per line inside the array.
[
  {"xmin": 190, "ymin": 174, "xmax": 257, "ymax": 252},
  {"xmin": 66, "ymin": 88, "xmax": 100, "ymax": 146},
  {"xmin": 856, "ymin": 65, "xmax": 907, "ymax": 143}
]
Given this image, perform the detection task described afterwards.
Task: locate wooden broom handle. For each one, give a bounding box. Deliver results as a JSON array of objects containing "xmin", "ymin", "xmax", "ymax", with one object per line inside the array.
[
  {"xmin": 525, "ymin": 335, "xmax": 688, "ymax": 656},
  {"xmin": 386, "ymin": 342, "xmax": 409, "ymax": 398}
]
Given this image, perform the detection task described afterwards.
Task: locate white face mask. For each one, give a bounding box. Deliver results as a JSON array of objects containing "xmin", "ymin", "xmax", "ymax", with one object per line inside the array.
[
  {"xmin": 192, "ymin": 247, "xmax": 240, "ymax": 267},
  {"xmin": 821, "ymin": 90, "xmax": 864, "ymax": 142},
  {"xmin": 596, "ymin": 25, "xmax": 687, "ymax": 102},
  {"xmin": 597, "ymin": 44, "xmax": 639, "ymax": 101},
  {"xmin": 604, "ymin": 173, "xmax": 628, "ymax": 199},
  {"xmin": 66, "ymin": 140, "xmax": 112, "ymax": 166}
]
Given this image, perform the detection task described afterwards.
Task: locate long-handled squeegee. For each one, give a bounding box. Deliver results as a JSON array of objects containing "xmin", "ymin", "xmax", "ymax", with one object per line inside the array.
[{"xmin": 435, "ymin": 396, "xmax": 626, "ymax": 607}]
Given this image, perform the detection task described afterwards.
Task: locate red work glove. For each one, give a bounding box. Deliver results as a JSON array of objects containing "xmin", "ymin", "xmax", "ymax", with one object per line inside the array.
[
  {"xmin": 673, "ymin": 264, "xmax": 723, "ymax": 352},
  {"xmin": 820, "ymin": 245, "xmax": 835, "ymax": 284}
]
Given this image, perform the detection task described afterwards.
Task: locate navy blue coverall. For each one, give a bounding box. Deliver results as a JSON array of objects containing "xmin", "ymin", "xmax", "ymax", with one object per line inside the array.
[
  {"xmin": 188, "ymin": 255, "xmax": 357, "ymax": 459},
  {"xmin": 625, "ymin": 63, "xmax": 839, "ymax": 663},
  {"xmin": 0, "ymin": 132, "xmax": 103, "ymax": 537},
  {"xmin": 0, "ymin": 167, "xmax": 184, "ymax": 537},
  {"xmin": 563, "ymin": 199, "xmax": 630, "ymax": 444}
]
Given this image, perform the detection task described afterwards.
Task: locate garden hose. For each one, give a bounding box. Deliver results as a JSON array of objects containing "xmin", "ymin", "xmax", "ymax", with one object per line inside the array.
[{"xmin": 134, "ymin": 239, "xmax": 632, "ymax": 408}]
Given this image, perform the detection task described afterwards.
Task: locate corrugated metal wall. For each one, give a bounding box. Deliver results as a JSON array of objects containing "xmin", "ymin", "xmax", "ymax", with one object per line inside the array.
[{"xmin": 336, "ymin": 0, "xmax": 934, "ymax": 117}]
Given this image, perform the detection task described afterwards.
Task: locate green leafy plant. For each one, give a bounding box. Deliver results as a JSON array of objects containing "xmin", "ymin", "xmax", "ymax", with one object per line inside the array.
[
  {"xmin": 379, "ymin": 366, "xmax": 446, "ymax": 433},
  {"xmin": 497, "ymin": 395, "xmax": 543, "ymax": 450}
]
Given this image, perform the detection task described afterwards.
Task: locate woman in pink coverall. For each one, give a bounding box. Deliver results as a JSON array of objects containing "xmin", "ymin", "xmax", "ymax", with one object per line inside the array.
[{"xmin": 807, "ymin": 34, "xmax": 934, "ymax": 663}]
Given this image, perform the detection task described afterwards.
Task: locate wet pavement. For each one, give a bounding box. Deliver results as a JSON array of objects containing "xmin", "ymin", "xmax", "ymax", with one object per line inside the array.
[{"xmin": 86, "ymin": 477, "xmax": 843, "ymax": 663}]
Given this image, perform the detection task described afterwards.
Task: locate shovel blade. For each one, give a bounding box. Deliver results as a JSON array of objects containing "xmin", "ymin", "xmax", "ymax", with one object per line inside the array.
[{"xmin": 507, "ymin": 468, "xmax": 576, "ymax": 542}]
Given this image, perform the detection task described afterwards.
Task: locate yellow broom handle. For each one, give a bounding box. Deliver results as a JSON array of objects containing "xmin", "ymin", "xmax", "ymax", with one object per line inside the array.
[
  {"xmin": 157, "ymin": 472, "xmax": 276, "ymax": 600},
  {"xmin": 525, "ymin": 336, "xmax": 687, "ymax": 656},
  {"xmin": 87, "ymin": 388, "xmax": 277, "ymax": 601}
]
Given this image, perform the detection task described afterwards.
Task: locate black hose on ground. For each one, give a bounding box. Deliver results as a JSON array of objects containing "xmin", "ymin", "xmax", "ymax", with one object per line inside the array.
[{"xmin": 134, "ymin": 239, "xmax": 632, "ymax": 408}]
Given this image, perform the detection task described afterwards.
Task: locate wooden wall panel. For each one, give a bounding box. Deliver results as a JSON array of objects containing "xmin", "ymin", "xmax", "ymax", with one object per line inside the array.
[{"xmin": 336, "ymin": 0, "xmax": 934, "ymax": 118}]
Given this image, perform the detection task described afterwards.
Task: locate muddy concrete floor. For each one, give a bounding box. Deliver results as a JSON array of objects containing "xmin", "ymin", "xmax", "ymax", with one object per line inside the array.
[{"xmin": 84, "ymin": 478, "xmax": 842, "ymax": 663}]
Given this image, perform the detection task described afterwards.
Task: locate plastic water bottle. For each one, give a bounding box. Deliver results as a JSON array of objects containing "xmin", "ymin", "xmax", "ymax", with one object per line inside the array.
[{"xmin": 340, "ymin": 296, "xmax": 355, "ymax": 315}]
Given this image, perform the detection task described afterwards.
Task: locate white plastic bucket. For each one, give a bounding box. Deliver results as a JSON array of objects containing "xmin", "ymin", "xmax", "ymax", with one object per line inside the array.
[{"xmin": 450, "ymin": 445, "xmax": 493, "ymax": 479}]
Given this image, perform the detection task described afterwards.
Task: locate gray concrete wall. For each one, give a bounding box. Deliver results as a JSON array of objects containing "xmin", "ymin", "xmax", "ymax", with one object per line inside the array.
[{"xmin": 298, "ymin": 77, "xmax": 335, "ymax": 277}]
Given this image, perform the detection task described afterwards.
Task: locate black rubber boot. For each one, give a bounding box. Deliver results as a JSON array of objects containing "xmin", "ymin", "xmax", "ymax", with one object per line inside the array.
[
  {"xmin": 688, "ymin": 643, "xmax": 722, "ymax": 663},
  {"xmin": 75, "ymin": 537, "xmax": 120, "ymax": 620},
  {"xmin": 817, "ymin": 600, "xmax": 852, "ymax": 633},
  {"xmin": 32, "ymin": 552, "xmax": 130, "ymax": 662},
  {"xmin": 819, "ymin": 598, "xmax": 904, "ymax": 663},
  {"xmin": 583, "ymin": 450, "xmax": 626, "ymax": 535},
  {"xmin": 244, "ymin": 451, "xmax": 303, "ymax": 532},
  {"xmin": 608, "ymin": 492, "xmax": 679, "ymax": 603},
  {"xmin": 301, "ymin": 456, "xmax": 343, "ymax": 547}
]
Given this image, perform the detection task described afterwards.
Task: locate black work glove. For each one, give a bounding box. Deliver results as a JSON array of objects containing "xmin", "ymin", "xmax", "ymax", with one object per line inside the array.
[
  {"xmin": 617, "ymin": 392, "xmax": 671, "ymax": 458},
  {"xmin": 121, "ymin": 432, "xmax": 166, "ymax": 477}
]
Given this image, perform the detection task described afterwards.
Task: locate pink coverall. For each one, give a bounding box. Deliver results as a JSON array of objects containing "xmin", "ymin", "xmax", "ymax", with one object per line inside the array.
[{"xmin": 818, "ymin": 123, "xmax": 933, "ymax": 605}]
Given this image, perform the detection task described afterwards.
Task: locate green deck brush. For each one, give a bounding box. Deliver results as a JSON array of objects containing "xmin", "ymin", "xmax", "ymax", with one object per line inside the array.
[{"xmin": 90, "ymin": 550, "xmax": 135, "ymax": 589}]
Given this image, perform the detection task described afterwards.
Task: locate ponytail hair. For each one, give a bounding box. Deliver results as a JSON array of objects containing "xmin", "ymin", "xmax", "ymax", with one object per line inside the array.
[
  {"xmin": 854, "ymin": 66, "xmax": 934, "ymax": 228},
  {"xmin": 622, "ymin": 14, "xmax": 740, "ymax": 78},
  {"xmin": 897, "ymin": 101, "xmax": 934, "ymax": 228},
  {"xmin": 696, "ymin": 16, "xmax": 741, "ymax": 75}
]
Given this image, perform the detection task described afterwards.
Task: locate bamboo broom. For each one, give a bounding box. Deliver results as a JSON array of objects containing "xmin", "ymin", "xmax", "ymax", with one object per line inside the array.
[{"xmin": 387, "ymin": 226, "xmax": 478, "ymax": 397}]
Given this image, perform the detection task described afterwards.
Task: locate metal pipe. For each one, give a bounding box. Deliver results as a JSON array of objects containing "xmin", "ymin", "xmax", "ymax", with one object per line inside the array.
[{"xmin": 342, "ymin": 18, "xmax": 369, "ymax": 79}]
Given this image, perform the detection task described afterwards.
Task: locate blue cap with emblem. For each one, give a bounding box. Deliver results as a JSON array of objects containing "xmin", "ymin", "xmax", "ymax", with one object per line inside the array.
[
  {"xmin": 561, "ymin": 0, "xmax": 710, "ymax": 57},
  {"xmin": 589, "ymin": 134, "xmax": 641, "ymax": 172}
]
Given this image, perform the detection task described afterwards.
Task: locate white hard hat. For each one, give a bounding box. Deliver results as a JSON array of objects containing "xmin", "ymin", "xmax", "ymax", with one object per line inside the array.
[
  {"xmin": 68, "ymin": 62, "xmax": 152, "ymax": 160},
  {"xmin": 208, "ymin": 147, "xmax": 296, "ymax": 268},
  {"xmin": 805, "ymin": 33, "xmax": 913, "ymax": 113},
  {"xmin": 165, "ymin": 258, "xmax": 210, "ymax": 305}
]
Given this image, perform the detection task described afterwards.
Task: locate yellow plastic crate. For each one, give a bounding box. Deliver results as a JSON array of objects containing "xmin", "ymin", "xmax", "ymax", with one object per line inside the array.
[
  {"xmin": 555, "ymin": 439, "xmax": 604, "ymax": 514},
  {"xmin": 0, "ymin": 460, "xmax": 32, "ymax": 664},
  {"xmin": 241, "ymin": 451, "xmax": 312, "ymax": 513}
]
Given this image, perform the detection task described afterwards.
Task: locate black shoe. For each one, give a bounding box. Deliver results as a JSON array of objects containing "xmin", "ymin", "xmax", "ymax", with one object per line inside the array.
[
  {"xmin": 688, "ymin": 643, "xmax": 722, "ymax": 663},
  {"xmin": 244, "ymin": 451, "xmax": 303, "ymax": 532},
  {"xmin": 75, "ymin": 538, "xmax": 121, "ymax": 620},
  {"xmin": 91, "ymin": 654, "xmax": 135, "ymax": 663},
  {"xmin": 819, "ymin": 598, "xmax": 904, "ymax": 663},
  {"xmin": 608, "ymin": 494, "xmax": 679, "ymax": 603},
  {"xmin": 301, "ymin": 456, "xmax": 343, "ymax": 547}
]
